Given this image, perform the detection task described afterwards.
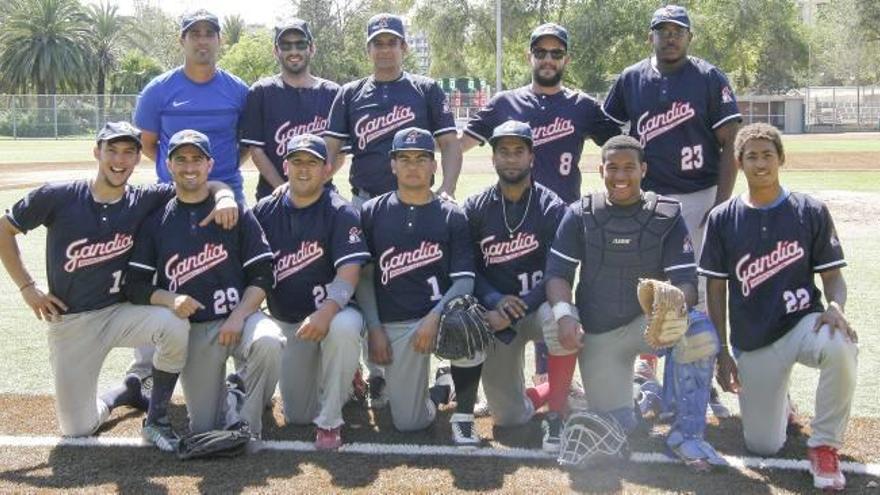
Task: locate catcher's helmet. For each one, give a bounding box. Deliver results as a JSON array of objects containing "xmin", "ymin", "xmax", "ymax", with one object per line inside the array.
[{"xmin": 557, "ymin": 411, "xmax": 629, "ymax": 469}]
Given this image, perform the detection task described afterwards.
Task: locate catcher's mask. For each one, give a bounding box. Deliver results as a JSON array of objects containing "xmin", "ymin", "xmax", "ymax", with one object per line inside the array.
[{"xmin": 557, "ymin": 411, "xmax": 628, "ymax": 469}]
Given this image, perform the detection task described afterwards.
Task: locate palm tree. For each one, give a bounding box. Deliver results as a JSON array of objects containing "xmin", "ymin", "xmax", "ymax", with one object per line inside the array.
[
  {"xmin": 86, "ymin": 1, "xmax": 143, "ymax": 123},
  {"xmin": 222, "ymin": 14, "xmax": 245, "ymax": 47}
]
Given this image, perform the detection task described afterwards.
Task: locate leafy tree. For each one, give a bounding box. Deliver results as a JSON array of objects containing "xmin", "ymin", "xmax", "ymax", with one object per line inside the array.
[
  {"xmin": 86, "ymin": 1, "xmax": 144, "ymax": 122},
  {"xmin": 218, "ymin": 31, "xmax": 277, "ymax": 85},
  {"xmin": 223, "ymin": 14, "xmax": 245, "ymax": 47},
  {"xmin": 130, "ymin": 0, "xmax": 181, "ymax": 71},
  {"xmin": 109, "ymin": 50, "xmax": 163, "ymax": 94}
]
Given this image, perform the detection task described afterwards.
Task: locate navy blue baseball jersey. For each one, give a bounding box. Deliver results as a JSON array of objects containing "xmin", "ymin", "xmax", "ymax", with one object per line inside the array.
[
  {"xmin": 361, "ymin": 192, "xmax": 475, "ymax": 323},
  {"xmin": 546, "ymin": 195, "xmax": 696, "ymax": 334},
  {"xmin": 463, "ymin": 182, "xmax": 566, "ymax": 312},
  {"xmin": 325, "ymin": 73, "xmax": 457, "ymax": 196},
  {"xmin": 253, "ymin": 187, "xmax": 370, "ymax": 323},
  {"xmin": 602, "ymin": 57, "xmax": 742, "ymax": 195},
  {"xmin": 241, "ymin": 75, "xmax": 340, "ymax": 199},
  {"xmin": 465, "ymin": 86, "xmax": 621, "ymax": 203},
  {"xmin": 699, "ymin": 191, "xmax": 846, "ymax": 351},
  {"xmin": 128, "ymin": 198, "xmax": 273, "ymax": 323},
  {"xmin": 5, "ymin": 180, "xmax": 175, "ymax": 314}
]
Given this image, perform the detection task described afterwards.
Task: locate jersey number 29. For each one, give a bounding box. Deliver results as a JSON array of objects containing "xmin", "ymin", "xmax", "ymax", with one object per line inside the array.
[{"xmin": 213, "ymin": 288, "xmax": 240, "ymax": 315}]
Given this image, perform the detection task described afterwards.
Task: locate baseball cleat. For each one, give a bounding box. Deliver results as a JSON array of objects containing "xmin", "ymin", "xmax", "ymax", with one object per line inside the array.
[
  {"xmin": 349, "ymin": 367, "xmax": 368, "ymax": 405},
  {"xmin": 429, "ymin": 367, "xmax": 455, "ymax": 407},
  {"xmin": 450, "ymin": 413, "xmax": 480, "ymax": 448},
  {"xmin": 541, "ymin": 412, "xmax": 562, "ymax": 453},
  {"xmin": 367, "ymin": 376, "xmax": 389, "ymax": 409},
  {"xmin": 315, "ymin": 426, "xmax": 343, "ymax": 450},
  {"xmin": 473, "ymin": 399, "xmax": 492, "ymax": 418},
  {"xmin": 708, "ymin": 387, "xmax": 730, "ymax": 418},
  {"xmin": 142, "ymin": 419, "xmax": 179, "ymax": 453},
  {"xmin": 808, "ymin": 445, "xmax": 846, "ymax": 491}
]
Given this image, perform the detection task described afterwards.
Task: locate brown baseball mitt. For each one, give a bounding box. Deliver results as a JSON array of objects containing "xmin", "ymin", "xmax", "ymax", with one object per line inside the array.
[{"xmin": 637, "ymin": 279, "xmax": 687, "ymax": 349}]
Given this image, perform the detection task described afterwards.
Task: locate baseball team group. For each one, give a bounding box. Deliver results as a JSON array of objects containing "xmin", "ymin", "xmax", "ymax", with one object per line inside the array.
[{"xmin": 0, "ymin": 3, "xmax": 859, "ymax": 490}]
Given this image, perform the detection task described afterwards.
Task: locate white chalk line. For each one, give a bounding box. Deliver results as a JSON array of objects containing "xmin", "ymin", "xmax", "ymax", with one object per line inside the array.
[{"xmin": 0, "ymin": 435, "xmax": 877, "ymax": 476}]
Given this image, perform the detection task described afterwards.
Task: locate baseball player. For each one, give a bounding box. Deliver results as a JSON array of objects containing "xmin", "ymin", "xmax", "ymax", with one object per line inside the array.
[
  {"xmin": 601, "ymin": 5, "xmax": 741, "ymax": 411},
  {"xmin": 0, "ymin": 122, "xmax": 237, "ymax": 451},
  {"xmin": 462, "ymin": 121, "xmax": 567, "ymax": 430},
  {"xmin": 541, "ymin": 135, "xmax": 699, "ymax": 452},
  {"xmin": 356, "ymin": 127, "xmax": 482, "ymax": 446},
  {"xmin": 241, "ymin": 18, "xmax": 343, "ymax": 201},
  {"xmin": 125, "ymin": 130, "xmax": 284, "ymax": 440},
  {"xmin": 701, "ymin": 123, "xmax": 857, "ymax": 490},
  {"xmin": 253, "ymin": 134, "xmax": 370, "ymax": 450}
]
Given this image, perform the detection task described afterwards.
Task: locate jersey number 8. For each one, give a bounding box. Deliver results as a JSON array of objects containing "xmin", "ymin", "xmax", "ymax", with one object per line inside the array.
[{"xmin": 559, "ymin": 152, "xmax": 573, "ymax": 176}]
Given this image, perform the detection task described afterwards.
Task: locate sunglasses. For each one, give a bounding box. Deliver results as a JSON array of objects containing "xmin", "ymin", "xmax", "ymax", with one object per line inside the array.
[
  {"xmin": 531, "ymin": 48, "xmax": 566, "ymax": 60},
  {"xmin": 278, "ymin": 40, "xmax": 310, "ymax": 51},
  {"xmin": 652, "ymin": 28, "xmax": 689, "ymax": 40}
]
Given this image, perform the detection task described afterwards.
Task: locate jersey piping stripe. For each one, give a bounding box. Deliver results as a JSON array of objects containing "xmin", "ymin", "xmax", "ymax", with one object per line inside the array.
[
  {"xmin": 129, "ymin": 261, "xmax": 157, "ymax": 272},
  {"xmin": 240, "ymin": 139, "xmax": 265, "ymax": 146},
  {"xmin": 814, "ymin": 259, "xmax": 847, "ymax": 271},
  {"xmin": 463, "ymin": 128, "xmax": 488, "ymax": 144},
  {"xmin": 334, "ymin": 251, "xmax": 371, "ymax": 267},
  {"xmin": 550, "ymin": 248, "xmax": 580, "ymax": 264},
  {"xmin": 242, "ymin": 251, "xmax": 274, "ymax": 268},
  {"xmin": 697, "ymin": 267, "xmax": 727, "ymax": 278},
  {"xmin": 450, "ymin": 271, "xmax": 476, "ymax": 278},
  {"xmin": 711, "ymin": 113, "xmax": 742, "ymax": 130},
  {"xmin": 601, "ymin": 107, "xmax": 627, "ymax": 126},
  {"xmin": 432, "ymin": 127, "xmax": 458, "ymax": 137},
  {"xmin": 323, "ymin": 130, "xmax": 350, "ymax": 139},
  {"xmin": 664, "ymin": 262, "xmax": 697, "ymax": 272}
]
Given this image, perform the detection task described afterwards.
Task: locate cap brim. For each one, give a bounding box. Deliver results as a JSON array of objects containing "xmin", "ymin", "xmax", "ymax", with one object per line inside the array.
[
  {"xmin": 181, "ymin": 19, "xmax": 221, "ymax": 33},
  {"xmin": 367, "ymin": 29, "xmax": 405, "ymax": 43},
  {"xmin": 168, "ymin": 142, "xmax": 211, "ymax": 159},
  {"xmin": 651, "ymin": 20, "xmax": 690, "ymax": 29},
  {"xmin": 530, "ymin": 33, "xmax": 568, "ymax": 48},
  {"xmin": 98, "ymin": 133, "xmax": 142, "ymax": 146},
  {"xmin": 489, "ymin": 134, "xmax": 533, "ymax": 146},
  {"xmin": 389, "ymin": 147, "xmax": 434, "ymax": 155},
  {"xmin": 283, "ymin": 148, "xmax": 326, "ymax": 161},
  {"xmin": 275, "ymin": 27, "xmax": 311, "ymax": 43}
]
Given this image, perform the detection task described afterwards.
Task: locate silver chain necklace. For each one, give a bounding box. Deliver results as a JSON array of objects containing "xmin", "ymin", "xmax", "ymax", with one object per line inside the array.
[{"xmin": 501, "ymin": 185, "xmax": 532, "ymax": 238}]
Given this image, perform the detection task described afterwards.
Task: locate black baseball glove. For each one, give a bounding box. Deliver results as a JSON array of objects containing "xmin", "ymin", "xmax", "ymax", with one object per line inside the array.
[
  {"xmin": 176, "ymin": 422, "xmax": 252, "ymax": 460},
  {"xmin": 434, "ymin": 294, "xmax": 494, "ymax": 360}
]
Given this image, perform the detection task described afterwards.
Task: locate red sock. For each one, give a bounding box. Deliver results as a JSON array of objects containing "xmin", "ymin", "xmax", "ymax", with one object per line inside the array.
[
  {"xmin": 639, "ymin": 354, "xmax": 658, "ymax": 370},
  {"xmin": 526, "ymin": 382, "xmax": 550, "ymax": 410},
  {"xmin": 548, "ymin": 354, "xmax": 578, "ymax": 413}
]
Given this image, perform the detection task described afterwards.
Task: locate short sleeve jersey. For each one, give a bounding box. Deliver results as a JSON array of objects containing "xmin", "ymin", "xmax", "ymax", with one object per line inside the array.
[
  {"xmin": 699, "ymin": 192, "xmax": 846, "ymax": 351},
  {"xmin": 465, "ymin": 86, "xmax": 621, "ymax": 203},
  {"xmin": 253, "ymin": 188, "xmax": 370, "ymax": 323},
  {"xmin": 134, "ymin": 67, "xmax": 248, "ymax": 192},
  {"xmin": 240, "ymin": 75, "xmax": 340, "ymax": 199},
  {"xmin": 325, "ymin": 73, "xmax": 457, "ymax": 196},
  {"xmin": 128, "ymin": 198, "xmax": 273, "ymax": 323},
  {"xmin": 361, "ymin": 192, "xmax": 475, "ymax": 323},
  {"xmin": 5, "ymin": 180, "xmax": 174, "ymax": 314},
  {"xmin": 602, "ymin": 57, "xmax": 742, "ymax": 195}
]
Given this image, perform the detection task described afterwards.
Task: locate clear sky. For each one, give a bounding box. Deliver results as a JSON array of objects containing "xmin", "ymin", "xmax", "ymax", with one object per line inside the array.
[{"xmin": 85, "ymin": 0, "xmax": 292, "ymax": 28}]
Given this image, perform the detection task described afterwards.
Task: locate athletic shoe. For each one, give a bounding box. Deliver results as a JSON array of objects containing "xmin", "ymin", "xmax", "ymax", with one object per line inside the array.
[
  {"xmin": 633, "ymin": 356, "xmax": 657, "ymax": 384},
  {"xmin": 367, "ymin": 376, "xmax": 388, "ymax": 409},
  {"xmin": 808, "ymin": 445, "xmax": 846, "ymax": 491},
  {"xmin": 473, "ymin": 399, "xmax": 492, "ymax": 418},
  {"xmin": 142, "ymin": 418, "xmax": 179, "ymax": 453},
  {"xmin": 450, "ymin": 413, "xmax": 480, "ymax": 448},
  {"xmin": 429, "ymin": 366, "xmax": 455, "ymax": 406},
  {"xmin": 140, "ymin": 374, "xmax": 153, "ymax": 404},
  {"xmin": 532, "ymin": 372, "xmax": 548, "ymax": 386},
  {"xmin": 315, "ymin": 426, "xmax": 343, "ymax": 450},
  {"xmin": 708, "ymin": 386, "xmax": 731, "ymax": 418},
  {"xmin": 541, "ymin": 412, "xmax": 562, "ymax": 453},
  {"xmin": 349, "ymin": 367, "xmax": 368, "ymax": 405},
  {"xmin": 226, "ymin": 373, "xmax": 246, "ymax": 394}
]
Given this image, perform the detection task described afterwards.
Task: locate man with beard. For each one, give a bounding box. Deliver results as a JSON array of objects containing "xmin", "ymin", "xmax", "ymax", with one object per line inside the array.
[
  {"xmin": 241, "ymin": 19, "xmax": 343, "ymax": 201},
  {"xmin": 460, "ymin": 23, "xmax": 620, "ymax": 389}
]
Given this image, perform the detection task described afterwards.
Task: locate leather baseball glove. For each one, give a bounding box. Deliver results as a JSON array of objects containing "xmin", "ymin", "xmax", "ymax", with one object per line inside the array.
[{"xmin": 637, "ymin": 278, "xmax": 687, "ymax": 349}]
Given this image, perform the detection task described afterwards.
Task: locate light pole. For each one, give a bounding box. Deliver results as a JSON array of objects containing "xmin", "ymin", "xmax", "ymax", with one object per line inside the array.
[{"xmin": 495, "ymin": 0, "xmax": 502, "ymax": 93}]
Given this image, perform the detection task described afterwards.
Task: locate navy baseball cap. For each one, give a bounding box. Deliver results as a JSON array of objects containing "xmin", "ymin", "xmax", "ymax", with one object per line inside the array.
[
  {"xmin": 96, "ymin": 121, "xmax": 142, "ymax": 148},
  {"xmin": 180, "ymin": 8, "xmax": 220, "ymax": 34},
  {"xmin": 168, "ymin": 129, "xmax": 212, "ymax": 159},
  {"xmin": 530, "ymin": 23, "xmax": 568, "ymax": 49},
  {"xmin": 489, "ymin": 120, "xmax": 533, "ymax": 147},
  {"xmin": 275, "ymin": 18, "xmax": 312, "ymax": 45},
  {"xmin": 650, "ymin": 5, "xmax": 691, "ymax": 30},
  {"xmin": 367, "ymin": 13, "xmax": 405, "ymax": 43},
  {"xmin": 390, "ymin": 127, "xmax": 435, "ymax": 155},
  {"xmin": 284, "ymin": 134, "xmax": 327, "ymax": 161}
]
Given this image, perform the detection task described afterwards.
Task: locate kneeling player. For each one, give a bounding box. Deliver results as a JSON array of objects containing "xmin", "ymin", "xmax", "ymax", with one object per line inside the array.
[
  {"xmin": 253, "ymin": 134, "xmax": 369, "ymax": 450},
  {"xmin": 126, "ymin": 130, "xmax": 284, "ymax": 441},
  {"xmin": 356, "ymin": 128, "xmax": 483, "ymax": 446},
  {"xmin": 702, "ymin": 123, "xmax": 857, "ymax": 490}
]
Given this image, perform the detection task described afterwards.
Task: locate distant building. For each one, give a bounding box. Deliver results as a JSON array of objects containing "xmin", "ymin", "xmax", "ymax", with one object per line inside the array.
[
  {"xmin": 403, "ymin": 18, "xmax": 430, "ymax": 75},
  {"xmin": 798, "ymin": 0, "xmax": 831, "ymax": 24}
]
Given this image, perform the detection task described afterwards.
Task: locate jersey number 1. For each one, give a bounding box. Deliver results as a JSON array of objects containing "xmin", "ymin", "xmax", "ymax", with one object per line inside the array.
[{"xmin": 681, "ymin": 145, "xmax": 704, "ymax": 171}]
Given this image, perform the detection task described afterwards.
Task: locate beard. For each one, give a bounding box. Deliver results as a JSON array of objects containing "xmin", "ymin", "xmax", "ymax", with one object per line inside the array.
[
  {"xmin": 281, "ymin": 56, "xmax": 310, "ymax": 76},
  {"xmin": 497, "ymin": 167, "xmax": 531, "ymax": 186},
  {"xmin": 532, "ymin": 66, "xmax": 563, "ymax": 87}
]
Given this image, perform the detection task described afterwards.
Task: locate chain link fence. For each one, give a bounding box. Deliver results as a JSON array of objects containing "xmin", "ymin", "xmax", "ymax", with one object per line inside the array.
[
  {"xmin": 805, "ymin": 86, "xmax": 880, "ymax": 132},
  {"xmin": 0, "ymin": 94, "xmax": 138, "ymax": 139}
]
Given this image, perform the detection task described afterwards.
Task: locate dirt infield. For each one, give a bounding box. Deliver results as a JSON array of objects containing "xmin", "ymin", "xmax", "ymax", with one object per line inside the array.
[{"xmin": 0, "ymin": 395, "xmax": 878, "ymax": 493}]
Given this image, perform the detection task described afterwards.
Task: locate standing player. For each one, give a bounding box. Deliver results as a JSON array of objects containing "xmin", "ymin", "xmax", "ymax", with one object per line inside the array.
[
  {"xmin": 701, "ymin": 123, "xmax": 857, "ymax": 490},
  {"xmin": 126, "ymin": 130, "xmax": 284, "ymax": 440},
  {"xmin": 601, "ymin": 5, "xmax": 741, "ymax": 411},
  {"xmin": 463, "ymin": 121, "xmax": 566, "ymax": 431},
  {"xmin": 356, "ymin": 128, "xmax": 482, "ymax": 446},
  {"xmin": 241, "ymin": 19, "xmax": 343, "ymax": 201},
  {"xmin": 0, "ymin": 122, "xmax": 236, "ymax": 450},
  {"xmin": 253, "ymin": 134, "xmax": 370, "ymax": 450},
  {"xmin": 134, "ymin": 8, "xmax": 249, "ymax": 202}
]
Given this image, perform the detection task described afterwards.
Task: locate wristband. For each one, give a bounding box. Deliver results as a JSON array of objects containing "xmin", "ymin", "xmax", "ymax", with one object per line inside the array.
[
  {"xmin": 19, "ymin": 280, "xmax": 35, "ymax": 291},
  {"xmin": 551, "ymin": 301, "xmax": 577, "ymax": 323}
]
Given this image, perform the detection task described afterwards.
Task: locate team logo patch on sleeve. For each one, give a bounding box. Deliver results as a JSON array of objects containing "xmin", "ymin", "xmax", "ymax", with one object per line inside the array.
[
  {"xmin": 165, "ymin": 243, "xmax": 229, "ymax": 292},
  {"xmin": 683, "ymin": 235, "xmax": 694, "ymax": 254},
  {"xmin": 721, "ymin": 86, "xmax": 734, "ymax": 104},
  {"xmin": 64, "ymin": 234, "xmax": 134, "ymax": 272},
  {"xmin": 378, "ymin": 242, "xmax": 443, "ymax": 285},
  {"xmin": 348, "ymin": 227, "xmax": 363, "ymax": 244},
  {"xmin": 735, "ymin": 240, "xmax": 804, "ymax": 296}
]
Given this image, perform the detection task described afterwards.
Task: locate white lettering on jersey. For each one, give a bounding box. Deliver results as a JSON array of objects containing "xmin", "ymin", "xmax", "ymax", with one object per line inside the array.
[
  {"xmin": 354, "ymin": 105, "xmax": 416, "ymax": 149},
  {"xmin": 480, "ymin": 232, "xmax": 540, "ymax": 265},
  {"xmin": 636, "ymin": 101, "xmax": 696, "ymax": 146},
  {"xmin": 64, "ymin": 234, "xmax": 134, "ymax": 273},
  {"xmin": 274, "ymin": 115, "xmax": 329, "ymax": 157},
  {"xmin": 274, "ymin": 241, "xmax": 325, "ymax": 283},
  {"xmin": 165, "ymin": 243, "xmax": 229, "ymax": 292},
  {"xmin": 735, "ymin": 240, "xmax": 805, "ymax": 297},
  {"xmin": 531, "ymin": 117, "xmax": 575, "ymax": 147},
  {"xmin": 378, "ymin": 241, "xmax": 443, "ymax": 285}
]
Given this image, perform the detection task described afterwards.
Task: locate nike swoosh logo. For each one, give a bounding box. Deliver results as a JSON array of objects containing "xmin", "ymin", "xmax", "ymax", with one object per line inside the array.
[{"xmin": 172, "ymin": 100, "xmax": 190, "ymax": 107}]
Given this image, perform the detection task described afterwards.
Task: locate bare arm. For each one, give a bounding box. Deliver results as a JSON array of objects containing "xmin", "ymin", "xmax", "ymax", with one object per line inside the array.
[
  {"xmin": 709, "ymin": 121, "xmax": 741, "ymax": 223},
  {"xmin": 218, "ymin": 285, "xmax": 266, "ymax": 346},
  {"xmin": 239, "ymin": 146, "xmax": 251, "ymax": 166},
  {"xmin": 249, "ymin": 147, "xmax": 286, "ymax": 190},
  {"xmin": 436, "ymin": 132, "xmax": 463, "ymax": 198},
  {"xmin": 675, "ymin": 281, "xmax": 698, "ymax": 309},
  {"xmin": 141, "ymin": 130, "xmax": 159, "ymax": 162},
  {"xmin": 325, "ymin": 136, "xmax": 346, "ymax": 177},
  {"xmin": 546, "ymin": 276, "xmax": 584, "ymax": 350},
  {"xmin": 815, "ymin": 268, "xmax": 855, "ymax": 341},
  {"xmin": 297, "ymin": 263, "xmax": 361, "ymax": 342},
  {"xmin": 459, "ymin": 133, "xmax": 482, "ymax": 154},
  {"xmin": 331, "ymin": 148, "xmax": 347, "ymax": 179},
  {"xmin": 0, "ymin": 217, "xmax": 68, "ymax": 320},
  {"xmin": 707, "ymin": 277, "xmax": 740, "ymax": 393}
]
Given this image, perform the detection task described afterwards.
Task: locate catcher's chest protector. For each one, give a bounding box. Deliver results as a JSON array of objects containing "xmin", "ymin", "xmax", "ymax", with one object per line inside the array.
[{"xmin": 579, "ymin": 192, "xmax": 680, "ymax": 333}]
